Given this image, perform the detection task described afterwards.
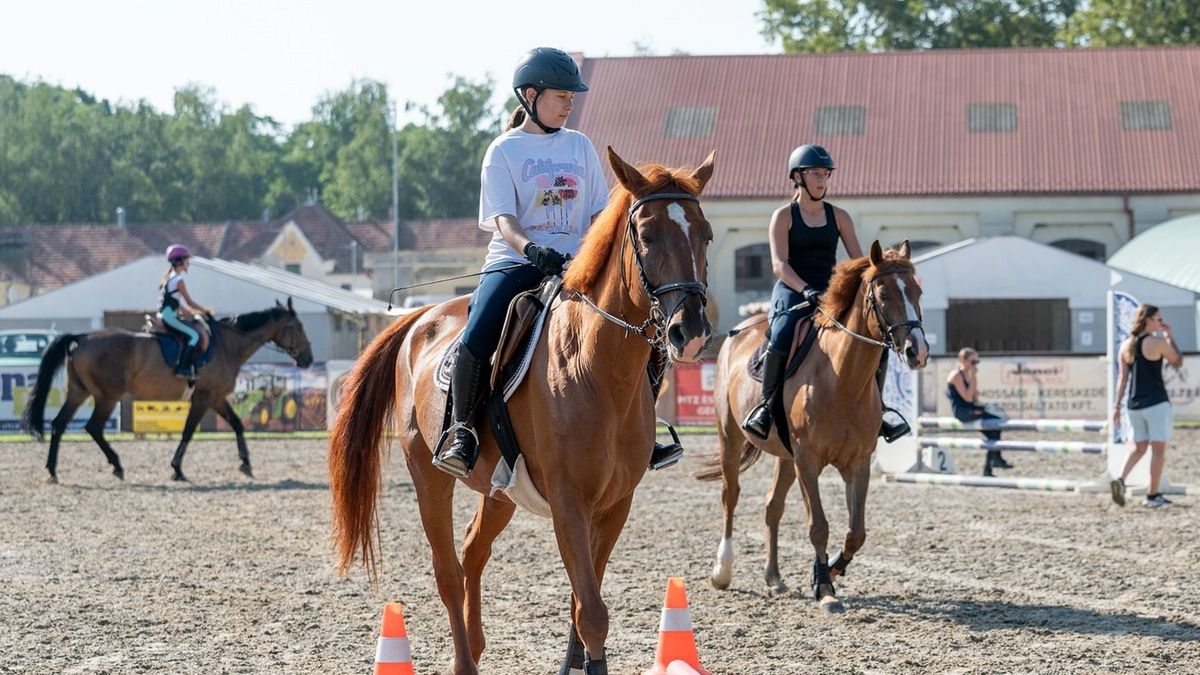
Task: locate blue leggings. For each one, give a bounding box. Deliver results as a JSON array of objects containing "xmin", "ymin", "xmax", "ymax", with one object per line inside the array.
[
  {"xmin": 461, "ymin": 264, "xmax": 545, "ymax": 360},
  {"xmin": 161, "ymin": 306, "xmax": 199, "ymax": 347},
  {"xmin": 766, "ymin": 281, "xmax": 816, "ymax": 355}
]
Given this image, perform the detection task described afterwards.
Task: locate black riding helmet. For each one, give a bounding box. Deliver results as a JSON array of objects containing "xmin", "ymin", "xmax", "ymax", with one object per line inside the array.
[
  {"xmin": 788, "ymin": 144, "xmax": 836, "ymax": 201},
  {"xmin": 512, "ymin": 48, "xmax": 588, "ymax": 134}
]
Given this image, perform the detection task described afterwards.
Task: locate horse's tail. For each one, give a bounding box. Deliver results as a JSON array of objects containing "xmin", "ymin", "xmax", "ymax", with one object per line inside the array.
[
  {"xmin": 692, "ymin": 441, "xmax": 765, "ymax": 482},
  {"xmin": 328, "ymin": 305, "xmax": 435, "ymax": 581},
  {"xmin": 22, "ymin": 333, "xmax": 81, "ymax": 440}
]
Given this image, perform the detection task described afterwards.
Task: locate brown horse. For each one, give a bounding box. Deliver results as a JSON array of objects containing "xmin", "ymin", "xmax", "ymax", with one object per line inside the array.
[
  {"xmin": 697, "ymin": 241, "xmax": 928, "ymax": 612},
  {"xmin": 24, "ymin": 298, "xmax": 314, "ymax": 482},
  {"xmin": 329, "ymin": 148, "xmax": 715, "ymax": 675}
]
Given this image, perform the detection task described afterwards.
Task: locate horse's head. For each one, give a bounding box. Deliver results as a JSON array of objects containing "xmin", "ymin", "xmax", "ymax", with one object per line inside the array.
[
  {"xmin": 272, "ymin": 297, "xmax": 314, "ymax": 368},
  {"xmin": 607, "ymin": 147, "xmax": 716, "ymax": 363},
  {"xmin": 865, "ymin": 240, "xmax": 928, "ymax": 369}
]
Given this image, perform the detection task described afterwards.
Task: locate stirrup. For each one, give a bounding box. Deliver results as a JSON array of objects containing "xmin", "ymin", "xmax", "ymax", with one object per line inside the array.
[
  {"xmin": 879, "ymin": 405, "xmax": 910, "ymax": 443},
  {"xmin": 432, "ymin": 422, "xmax": 480, "ymax": 478},
  {"xmin": 649, "ymin": 423, "xmax": 685, "ymax": 471},
  {"xmin": 742, "ymin": 403, "xmax": 772, "ymax": 440}
]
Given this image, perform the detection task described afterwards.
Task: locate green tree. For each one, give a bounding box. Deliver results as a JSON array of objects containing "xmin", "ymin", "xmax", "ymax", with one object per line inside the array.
[
  {"xmin": 1060, "ymin": 0, "xmax": 1199, "ymax": 46},
  {"xmin": 759, "ymin": 0, "xmax": 1079, "ymax": 52}
]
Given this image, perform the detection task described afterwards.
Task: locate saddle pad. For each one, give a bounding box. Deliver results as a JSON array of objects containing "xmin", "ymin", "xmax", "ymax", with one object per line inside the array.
[
  {"xmin": 153, "ymin": 330, "xmax": 217, "ymax": 369},
  {"xmin": 490, "ymin": 454, "xmax": 552, "ymax": 519},
  {"xmin": 435, "ymin": 277, "xmax": 561, "ymax": 401},
  {"xmin": 746, "ymin": 317, "xmax": 818, "ymax": 383}
]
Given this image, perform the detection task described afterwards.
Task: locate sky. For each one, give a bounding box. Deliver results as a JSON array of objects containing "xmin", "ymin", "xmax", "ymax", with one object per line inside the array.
[{"xmin": 2, "ymin": 0, "xmax": 772, "ymax": 128}]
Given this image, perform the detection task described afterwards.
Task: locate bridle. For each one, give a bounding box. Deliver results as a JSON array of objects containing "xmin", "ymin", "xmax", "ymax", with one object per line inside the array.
[
  {"xmin": 573, "ymin": 191, "xmax": 708, "ymax": 352},
  {"xmin": 818, "ymin": 266, "xmax": 923, "ymax": 353}
]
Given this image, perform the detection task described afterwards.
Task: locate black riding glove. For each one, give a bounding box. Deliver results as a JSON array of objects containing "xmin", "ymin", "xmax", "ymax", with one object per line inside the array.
[
  {"xmin": 523, "ymin": 242, "xmax": 569, "ymax": 277},
  {"xmin": 801, "ymin": 287, "xmax": 822, "ymax": 306}
]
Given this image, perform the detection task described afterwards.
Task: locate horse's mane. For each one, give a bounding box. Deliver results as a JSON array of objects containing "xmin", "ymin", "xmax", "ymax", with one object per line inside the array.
[
  {"xmin": 562, "ymin": 164, "xmax": 704, "ymax": 294},
  {"xmin": 815, "ymin": 250, "xmax": 915, "ymax": 328},
  {"xmin": 222, "ymin": 306, "xmax": 289, "ymax": 333}
]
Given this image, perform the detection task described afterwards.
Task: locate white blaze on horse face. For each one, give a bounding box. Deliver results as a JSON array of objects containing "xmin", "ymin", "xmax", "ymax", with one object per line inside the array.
[
  {"xmin": 897, "ymin": 277, "xmax": 929, "ymax": 364},
  {"xmin": 666, "ymin": 202, "xmax": 699, "ymax": 279}
]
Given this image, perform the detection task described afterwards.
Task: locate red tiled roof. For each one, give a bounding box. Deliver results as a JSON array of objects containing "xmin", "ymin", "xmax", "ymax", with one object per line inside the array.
[
  {"xmin": 345, "ymin": 221, "xmax": 393, "ymax": 252},
  {"xmin": 398, "ymin": 218, "xmax": 490, "ymax": 250},
  {"xmin": 281, "ymin": 205, "xmax": 362, "ymax": 273},
  {"xmin": 22, "ymin": 224, "xmax": 156, "ymax": 288},
  {"xmin": 571, "ymin": 47, "xmax": 1200, "ymax": 198},
  {"xmin": 127, "ymin": 222, "xmax": 226, "ymax": 258}
]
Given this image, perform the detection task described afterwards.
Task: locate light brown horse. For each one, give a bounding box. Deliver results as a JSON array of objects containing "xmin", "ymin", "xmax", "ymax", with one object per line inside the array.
[
  {"xmin": 329, "ymin": 148, "xmax": 715, "ymax": 675},
  {"xmin": 24, "ymin": 299, "xmax": 314, "ymax": 482},
  {"xmin": 697, "ymin": 242, "xmax": 928, "ymax": 612}
]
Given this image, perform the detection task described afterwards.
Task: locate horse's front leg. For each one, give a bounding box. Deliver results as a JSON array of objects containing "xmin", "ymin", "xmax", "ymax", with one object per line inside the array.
[
  {"xmin": 763, "ymin": 456, "xmax": 796, "ymax": 597},
  {"xmin": 214, "ymin": 400, "xmax": 253, "ymax": 477},
  {"xmin": 170, "ymin": 395, "xmax": 210, "ymax": 481},
  {"xmin": 794, "ymin": 457, "xmax": 841, "ymax": 613},
  {"xmin": 831, "ymin": 460, "xmax": 871, "ymax": 581},
  {"xmin": 552, "ymin": 499, "xmax": 609, "ymax": 675},
  {"xmin": 461, "ymin": 494, "xmax": 516, "ymax": 664}
]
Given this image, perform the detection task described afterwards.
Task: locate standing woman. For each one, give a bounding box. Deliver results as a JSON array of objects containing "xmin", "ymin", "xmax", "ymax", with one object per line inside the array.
[
  {"xmin": 1111, "ymin": 304, "xmax": 1182, "ymax": 507},
  {"xmin": 946, "ymin": 347, "xmax": 1012, "ymax": 476},
  {"xmin": 159, "ymin": 245, "xmax": 211, "ymax": 379},
  {"xmin": 742, "ymin": 145, "xmax": 908, "ymax": 443},
  {"xmin": 433, "ymin": 47, "xmax": 682, "ymax": 478}
]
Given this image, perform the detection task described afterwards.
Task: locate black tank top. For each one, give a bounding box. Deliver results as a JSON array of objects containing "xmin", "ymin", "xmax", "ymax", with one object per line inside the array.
[
  {"xmin": 786, "ymin": 201, "xmax": 839, "ymax": 291},
  {"xmin": 1129, "ymin": 334, "xmax": 1169, "ymax": 410}
]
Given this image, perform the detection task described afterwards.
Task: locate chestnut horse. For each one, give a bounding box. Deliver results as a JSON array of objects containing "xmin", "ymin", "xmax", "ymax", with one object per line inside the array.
[
  {"xmin": 24, "ymin": 299, "xmax": 314, "ymax": 482},
  {"xmin": 328, "ymin": 148, "xmax": 715, "ymax": 675},
  {"xmin": 697, "ymin": 242, "xmax": 928, "ymax": 612}
]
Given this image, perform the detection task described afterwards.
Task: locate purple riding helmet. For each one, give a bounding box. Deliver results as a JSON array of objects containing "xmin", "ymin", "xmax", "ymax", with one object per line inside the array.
[{"xmin": 165, "ymin": 244, "xmax": 191, "ymax": 263}]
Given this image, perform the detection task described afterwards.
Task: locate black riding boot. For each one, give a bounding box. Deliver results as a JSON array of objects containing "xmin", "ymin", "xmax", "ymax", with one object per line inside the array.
[
  {"xmin": 433, "ymin": 343, "xmax": 490, "ymax": 478},
  {"xmin": 174, "ymin": 345, "xmax": 197, "ymax": 380},
  {"xmin": 647, "ymin": 358, "xmax": 684, "ymax": 471},
  {"xmin": 876, "ymin": 351, "xmax": 910, "ymax": 442},
  {"xmin": 742, "ymin": 349, "xmax": 787, "ymax": 440}
]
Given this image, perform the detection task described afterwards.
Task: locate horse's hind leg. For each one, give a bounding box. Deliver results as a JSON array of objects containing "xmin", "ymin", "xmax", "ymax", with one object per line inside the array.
[
  {"xmin": 45, "ymin": 387, "xmax": 90, "ymax": 483},
  {"xmin": 84, "ymin": 397, "xmax": 124, "ymax": 480},
  {"xmin": 710, "ymin": 438, "xmax": 748, "ymax": 591},
  {"xmin": 795, "ymin": 458, "xmax": 841, "ymax": 613},
  {"xmin": 831, "ymin": 460, "xmax": 871, "ymax": 581},
  {"xmin": 461, "ymin": 494, "xmax": 515, "ymax": 664},
  {"xmin": 408, "ymin": 460, "xmax": 477, "ymax": 674},
  {"xmin": 764, "ymin": 456, "xmax": 796, "ymax": 597},
  {"xmin": 214, "ymin": 400, "xmax": 253, "ymax": 477}
]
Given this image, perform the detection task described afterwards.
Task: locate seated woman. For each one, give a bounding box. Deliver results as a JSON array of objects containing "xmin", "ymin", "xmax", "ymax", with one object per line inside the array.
[{"xmin": 946, "ymin": 347, "xmax": 1012, "ymax": 477}]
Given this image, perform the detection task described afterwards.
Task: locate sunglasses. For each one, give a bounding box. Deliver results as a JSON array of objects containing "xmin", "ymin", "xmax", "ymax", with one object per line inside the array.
[{"xmin": 969, "ymin": 359, "xmax": 980, "ymax": 365}]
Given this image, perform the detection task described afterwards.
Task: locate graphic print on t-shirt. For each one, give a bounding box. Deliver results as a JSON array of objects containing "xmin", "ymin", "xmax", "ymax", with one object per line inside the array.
[{"xmin": 523, "ymin": 157, "xmax": 585, "ymax": 236}]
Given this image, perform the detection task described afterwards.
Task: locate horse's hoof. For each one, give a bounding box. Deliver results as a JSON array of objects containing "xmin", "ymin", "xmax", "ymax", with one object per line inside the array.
[
  {"xmin": 172, "ymin": 472, "xmax": 188, "ymax": 482},
  {"xmin": 239, "ymin": 463, "xmax": 254, "ymax": 478},
  {"xmin": 112, "ymin": 467, "xmax": 124, "ymax": 480},
  {"xmin": 710, "ymin": 574, "xmax": 730, "ymax": 591},
  {"xmin": 819, "ymin": 596, "xmax": 845, "ymax": 614},
  {"xmin": 766, "ymin": 580, "xmax": 789, "ymax": 598},
  {"xmin": 45, "ymin": 475, "xmax": 58, "ymax": 485}
]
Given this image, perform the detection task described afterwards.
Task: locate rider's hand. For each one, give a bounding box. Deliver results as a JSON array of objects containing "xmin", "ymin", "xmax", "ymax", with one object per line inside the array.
[
  {"xmin": 801, "ymin": 286, "xmax": 822, "ymax": 306},
  {"xmin": 523, "ymin": 243, "xmax": 569, "ymax": 277}
]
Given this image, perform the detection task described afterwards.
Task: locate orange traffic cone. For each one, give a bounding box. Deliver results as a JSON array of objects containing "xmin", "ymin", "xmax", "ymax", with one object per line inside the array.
[
  {"xmin": 643, "ymin": 578, "xmax": 710, "ymax": 675},
  {"xmin": 374, "ymin": 602, "xmax": 414, "ymax": 675}
]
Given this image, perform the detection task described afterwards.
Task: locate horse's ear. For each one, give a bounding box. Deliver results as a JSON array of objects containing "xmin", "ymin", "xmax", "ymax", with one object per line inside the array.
[
  {"xmin": 275, "ymin": 299, "xmax": 283, "ymax": 308},
  {"xmin": 607, "ymin": 146, "xmax": 651, "ymax": 196},
  {"xmin": 897, "ymin": 239, "xmax": 912, "ymax": 259},
  {"xmin": 689, "ymin": 150, "xmax": 716, "ymax": 194},
  {"xmin": 287, "ymin": 296, "xmax": 294, "ymax": 312},
  {"xmin": 869, "ymin": 240, "xmax": 883, "ymax": 267}
]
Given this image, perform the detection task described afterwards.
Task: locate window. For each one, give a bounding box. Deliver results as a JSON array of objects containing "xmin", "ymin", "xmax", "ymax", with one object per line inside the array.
[
  {"xmin": 948, "ymin": 298, "xmax": 1070, "ymax": 353},
  {"xmin": 1050, "ymin": 239, "xmax": 1106, "ymax": 262},
  {"xmin": 285, "ymin": 263, "xmax": 301, "ymax": 274},
  {"xmin": 968, "ymin": 103, "xmax": 1017, "ymax": 133},
  {"xmin": 662, "ymin": 107, "xmax": 716, "ymax": 138},
  {"xmin": 734, "ymin": 243, "xmax": 773, "ymax": 293},
  {"xmin": 1120, "ymin": 101, "xmax": 1172, "ymax": 130},
  {"xmin": 815, "ymin": 106, "xmax": 865, "ymax": 135}
]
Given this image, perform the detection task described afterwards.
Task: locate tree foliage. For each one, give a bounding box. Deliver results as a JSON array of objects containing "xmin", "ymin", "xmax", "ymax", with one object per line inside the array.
[
  {"xmin": 0, "ymin": 74, "xmax": 505, "ymax": 226},
  {"xmin": 759, "ymin": 0, "xmax": 1200, "ymax": 52}
]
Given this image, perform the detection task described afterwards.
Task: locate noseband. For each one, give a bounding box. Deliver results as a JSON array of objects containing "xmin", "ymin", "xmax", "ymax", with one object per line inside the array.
[
  {"xmin": 865, "ymin": 267, "xmax": 924, "ymax": 351},
  {"xmin": 573, "ymin": 191, "xmax": 709, "ymax": 351}
]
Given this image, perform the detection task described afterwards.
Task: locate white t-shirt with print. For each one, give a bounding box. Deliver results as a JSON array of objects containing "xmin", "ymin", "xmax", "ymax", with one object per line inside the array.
[{"xmin": 478, "ymin": 128, "xmax": 609, "ymax": 271}]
